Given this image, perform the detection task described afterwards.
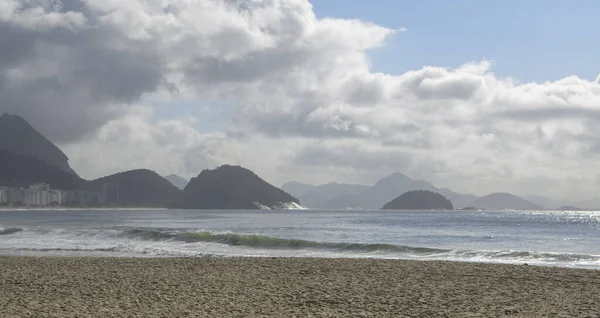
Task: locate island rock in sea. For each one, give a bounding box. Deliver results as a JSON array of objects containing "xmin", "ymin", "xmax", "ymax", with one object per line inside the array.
[
  {"xmin": 381, "ymin": 190, "xmax": 454, "ymax": 210},
  {"xmin": 178, "ymin": 165, "xmax": 300, "ymax": 209}
]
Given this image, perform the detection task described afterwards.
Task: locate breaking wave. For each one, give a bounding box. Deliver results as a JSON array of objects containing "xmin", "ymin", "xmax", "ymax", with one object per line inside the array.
[
  {"xmin": 0, "ymin": 227, "xmax": 23, "ymax": 235},
  {"xmin": 1, "ymin": 227, "xmax": 599, "ymax": 267},
  {"xmin": 120, "ymin": 228, "xmax": 447, "ymax": 254},
  {"xmin": 116, "ymin": 229, "xmax": 600, "ymax": 265},
  {"xmin": 252, "ymin": 202, "xmax": 308, "ymax": 210},
  {"xmin": 448, "ymin": 250, "xmax": 600, "ymax": 263}
]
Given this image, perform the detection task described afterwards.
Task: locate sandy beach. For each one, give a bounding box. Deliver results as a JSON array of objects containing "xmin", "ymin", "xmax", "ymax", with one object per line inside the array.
[{"xmin": 1, "ymin": 257, "xmax": 599, "ymax": 317}]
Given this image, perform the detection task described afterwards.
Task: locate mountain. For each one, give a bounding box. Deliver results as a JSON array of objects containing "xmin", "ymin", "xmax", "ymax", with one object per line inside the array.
[
  {"xmin": 88, "ymin": 169, "xmax": 182, "ymax": 207},
  {"xmin": 179, "ymin": 165, "xmax": 299, "ymax": 209},
  {"xmin": 0, "ymin": 150, "xmax": 85, "ymax": 190},
  {"xmin": 286, "ymin": 173, "xmax": 478, "ymax": 209},
  {"xmin": 281, "ymin": 182, "xmax": 317, "ymax": 197},
  {"xmin": 557, "ymin": 206, "xmax": 583, "ymax": 211},
  {"xmin": 0, "ymin": 113, "xmax": 78, "ymax": 175},
  {"xmin": 322, "ymin": 173, "xmax": 447, "ymax": 209},
  {"xmin": 469, "ymin": 193, "xmax": 544, "ymax": 210},
  {"xmin": 382, "ymin": 190, "xmax": 454, "ymax": 210},
  {"xmin": 164, "ymin": 174, "xmax": 189, "ymax": 190},
  {"xmin": 559, "ymin": 198, "xmax": 600, "ymax": 210},
  {"xmin": 511, "ymin": 195, "xmax": 596, "ymax": 211},
  {"xmin": 524, "ymin": 195, "xmax": 559, "ymax": 210},
  {"xmin": 437, "ymin": 188, "xmax": 479, "ymax": 209},
  {"xmin": 282, "ymin": 181, "xmax": 370, "ymax": 208}
]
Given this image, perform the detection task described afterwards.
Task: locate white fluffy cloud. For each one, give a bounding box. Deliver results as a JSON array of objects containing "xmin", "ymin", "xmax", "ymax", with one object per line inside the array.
[
  {"xmin": 61, "ymin": 106, "xmax": 237, "ymax": 178},
  {"xmin": 2, "ymin": 0, "xmax": 600, "ymax": 202}
]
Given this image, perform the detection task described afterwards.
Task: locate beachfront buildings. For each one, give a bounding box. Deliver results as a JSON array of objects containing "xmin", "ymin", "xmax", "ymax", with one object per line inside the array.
[
  {"xmin": 0, "ymin": 187, "xmax": 7, "ymax": 204},
  {"xmin": 0, "ymin": 183, "xmax": 113, "ymax": 207}
]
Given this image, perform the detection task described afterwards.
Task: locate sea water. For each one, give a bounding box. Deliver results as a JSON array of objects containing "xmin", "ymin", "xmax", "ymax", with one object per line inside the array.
[{"xmin": 0, "ymin": 209, "xmax": 599, "ymax": 269}]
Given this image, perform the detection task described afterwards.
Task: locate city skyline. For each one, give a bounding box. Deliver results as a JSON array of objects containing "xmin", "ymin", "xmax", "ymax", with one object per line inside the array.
[{"xmin": 0, "ymin": 183, "xmax": 118, "ymax": 207}]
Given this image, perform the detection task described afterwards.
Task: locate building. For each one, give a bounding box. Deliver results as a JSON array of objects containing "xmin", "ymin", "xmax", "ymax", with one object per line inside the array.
[
  {"xmin": 23, "ymin": 189, "xmax": 33, "ymax": 206},
  {"xmin": 21, "ymin": 183, "xmax": 50, "ymax": 206},
  {"xmin": 0, "ymin": 183, "xmax": 104, "ymax": 207},
  {"xmin": 30, "ymin": 183, "xmax": 50, "ymax": 192},
  {"xmin": 47, "ymin": 190, "xmax": 67, "ymax": 206},
  {"xmin": 103, "ymin": 183, "xmax": 119, "ymax": 205},
  {"xmin": 0, "ymin": 187, "xmax": 7, "ymax": 204},
  {"xmin": 56, "ymin": 190, "xmax": 71, "ymax": 205},
  {"xmin": 8, "ymin": 188, "xmax": 25, "ymax": 205},
  {"xmin": 72, "ymin": 190, "xmax": 100, "ymax": 206}
]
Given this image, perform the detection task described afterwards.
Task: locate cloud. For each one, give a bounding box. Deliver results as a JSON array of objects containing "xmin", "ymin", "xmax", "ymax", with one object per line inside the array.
[
  {"xmin": 0, "ymin": 0, "xmax": 86, "ymax": 29},
  {"xmin": 2, "ymin": 0, "xmax": 600, "ymax": 201},
  {"xmin": 62, "ymin": 106, "xmax": 235, "ymax": 179},
  {"xmin": 291, "ymin": 141, "xmax": 412, "ymax": 171},
  {"xmin": 0, "ymin": 0, "xmax": 172, "ymax": 142},
  {"xmin": 0, "ymin": 0, "xmax": 395, "ymax": 142}
]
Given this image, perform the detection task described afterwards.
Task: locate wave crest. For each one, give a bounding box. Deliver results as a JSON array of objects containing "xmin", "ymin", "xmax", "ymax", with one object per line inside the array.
[
  {"xmin": 121, "ymin": 228, "xmax": 447, "ymax": 254},
  {"xmin": 0, "ymin": 228, "xmax": 24, "ymax": 235}
]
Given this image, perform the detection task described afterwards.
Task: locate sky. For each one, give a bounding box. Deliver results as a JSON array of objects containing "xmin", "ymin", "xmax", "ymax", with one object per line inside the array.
[
  {"xmin": 313, "ymin": 0, "xmax": 600, "ymax": 82},
  {"xmin": 1, "ymin": 0, "xmax": 600, "ymax": 202}
]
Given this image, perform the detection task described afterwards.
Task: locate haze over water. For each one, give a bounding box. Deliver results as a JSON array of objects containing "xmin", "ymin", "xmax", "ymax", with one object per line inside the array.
[{"xmin": 1, "ymin": 209, "xmax": 599, "ymax": 269}]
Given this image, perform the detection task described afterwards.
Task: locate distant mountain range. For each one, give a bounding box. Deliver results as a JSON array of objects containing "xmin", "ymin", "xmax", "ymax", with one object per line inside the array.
[
  {"xmin": 1, "ymin": 112, "xmax": 596, "ymax": 210},
  {"xmin": 164, "ymin": 174, "xmax": 189, "ymax": 190},
  {"xmin": 283, "ymin": 173, "xmax": 477, "ymax": 209},
  {"xmin": 281, "ymin": 181, "xmax": 370, "ymax": 208},
  {"xmin": 524, "ymin": 195, "xmax": 559, "ymax": 210},
  {"xmin": 470, "ymin": 193, "xmax": 544, "ymax": 210},
  {"xmin": 0, "ymin": 114, "xmax": 297, "ymax": 209},
  {"xmin": 523, "ymin": 195, "xmax": 596, "ymax": 211},
  {"xmin": 282, "ymin": 174, "xmax": 558, "ymax": 210}
]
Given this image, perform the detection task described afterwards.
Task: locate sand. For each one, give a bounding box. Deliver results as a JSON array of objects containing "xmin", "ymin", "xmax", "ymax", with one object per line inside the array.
[{"xmin": 1, "ymin": 257, "xmax": 599, "ymax": 317}]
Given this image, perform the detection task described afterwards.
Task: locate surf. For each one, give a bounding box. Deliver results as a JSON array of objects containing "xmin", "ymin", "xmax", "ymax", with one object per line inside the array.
[
  {"xmin": 0, "ymin": 227, "xmax": 23, "ymax": 235},
  {"xmin": 120, "ymin": 228, "xmax": 449, "ymax": 254}
]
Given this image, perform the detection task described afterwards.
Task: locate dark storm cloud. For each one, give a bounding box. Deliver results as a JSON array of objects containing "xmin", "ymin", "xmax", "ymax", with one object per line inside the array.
[
  {"xmin": 0, "ymin": 1, "xmax": 171, "ymax": 143},
  {"xmin": 0, "ymin": 23, "xmax": 36, "ymax": 70},
  {"xmin": 0, "ymin": 0, "xmax": 395, "ymax": 145}
]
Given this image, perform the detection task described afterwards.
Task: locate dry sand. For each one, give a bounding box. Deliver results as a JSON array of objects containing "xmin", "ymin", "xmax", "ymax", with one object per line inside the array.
[{"xmin": 1, "ymin": 257, "xmax": 599, "ymax": 317}]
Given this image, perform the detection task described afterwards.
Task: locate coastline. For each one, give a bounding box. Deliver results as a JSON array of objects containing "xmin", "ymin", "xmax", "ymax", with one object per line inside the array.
[
  {"xmin": 1, "ymin": 256, "xmax": 599, "ymax": 317},
  {"xmin": 0, "ymin": 207, "xmax": 168, "ymax": 211}
]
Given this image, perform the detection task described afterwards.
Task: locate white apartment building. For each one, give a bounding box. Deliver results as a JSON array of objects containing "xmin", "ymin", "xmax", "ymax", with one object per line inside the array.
[
  {"xmin": 0, "ymin": 187, "xmax": 7, "ymax": 204},
  {"xmin": 49, "ymin": 190, "xmax": 70, "ymax": 205},
  {"xmin": 0, "ymin": 183, "xmax": 105, "ymax": 207},
  {"xmin": 30, "ymin": 183, "xmax": 50, "ymax": 192},
  {"xmin": 20, "ymin": 183, "xmax": 51, "ymax": 206}
]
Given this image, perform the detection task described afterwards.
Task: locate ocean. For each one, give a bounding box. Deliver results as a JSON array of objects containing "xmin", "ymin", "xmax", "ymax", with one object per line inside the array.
[{"xmin": 1, "ymin": 209, "xmax": 599, "ymax": 269}]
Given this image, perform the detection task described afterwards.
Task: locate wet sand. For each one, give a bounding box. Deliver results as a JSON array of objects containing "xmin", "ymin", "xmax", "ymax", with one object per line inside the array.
[{"xmin": 1, "ymin": 257, "xmax": 599, "ymax": 317}]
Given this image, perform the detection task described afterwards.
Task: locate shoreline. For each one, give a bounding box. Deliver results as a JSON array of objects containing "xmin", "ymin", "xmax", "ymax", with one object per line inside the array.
[
  {"xmin": 0, "ymin": 207, "xmax": 168, "ymax": 211},
  {"xmin": 1, "ymin": 252, "xmax": 598, "ymax": 271},
  {"xmin": 2, "ymin": 206, "xmax": 599, "ymax": 212},
  {"xmin": 1, "ymin": 256, "xmax": 599, "ymax": 317}
]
